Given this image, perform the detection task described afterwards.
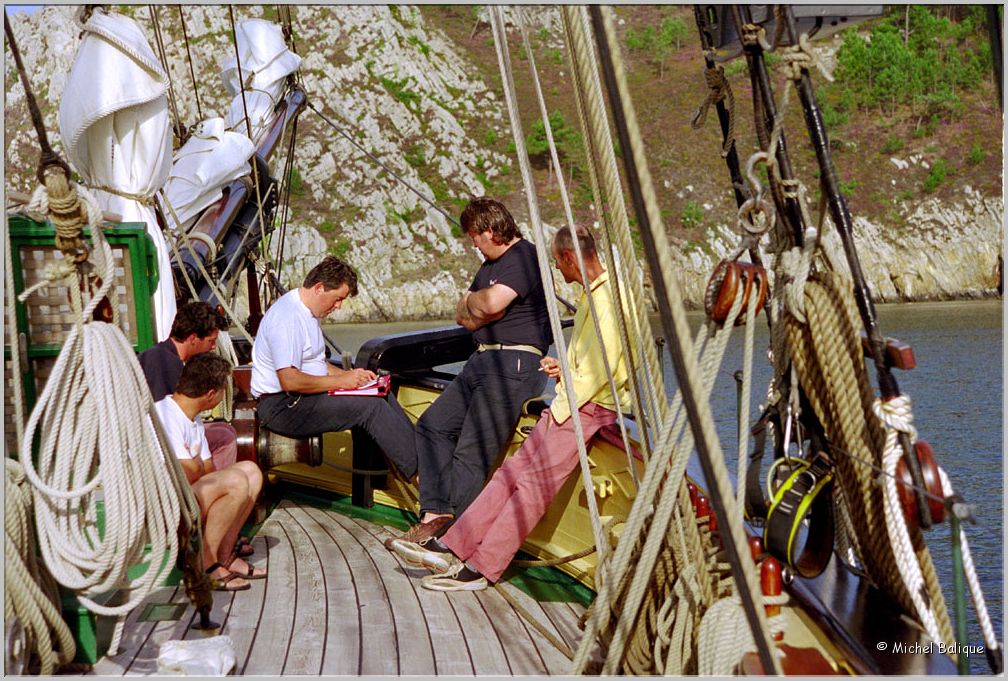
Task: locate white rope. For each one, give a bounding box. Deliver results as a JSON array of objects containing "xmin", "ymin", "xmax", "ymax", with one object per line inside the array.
[
  {"xmin": 489, "ymin": 5, "xmax": 609, "ymax": 565},
  {"xmin": 873, "ymin": 395, "xmax": 942, "ymax": 643},
  {"xmin": 158, "ymin": 189, "xmax": 255, "ymax": 344},
  {"xmin": 16, "ymin": 220, "xmax": 194, "ymax": 655},
  {"xmin": 735, "ymin": 281, "xmax": 758, "ymax": 508},
  {"xmin": 517, "ymin": 11, "xmax": 641, "ymax": 489},
  {"xmin": 937, "ymin": 467, "xmax": 1000, "ymax": 655},
  {"xmin": 697, "ymin": 593, "xmax": 787, "ymax": 674}
]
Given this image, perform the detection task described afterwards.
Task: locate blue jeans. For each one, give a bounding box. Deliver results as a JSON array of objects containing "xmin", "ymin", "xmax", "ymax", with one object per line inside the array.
[
  {"xmin": 416, "ymin": 349, "xmax": 547, "ymax": 517},
  {"xmin": 257, "ymin": 391, "xmax": 417, "ymax": 478}
]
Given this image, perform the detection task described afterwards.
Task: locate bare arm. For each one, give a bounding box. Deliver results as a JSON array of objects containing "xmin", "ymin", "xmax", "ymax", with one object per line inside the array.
[
  {"xmin": 455, "ymin": 284, "xmax": 518, "ymax": 331},
  {"xmin": 277, "ymin": 365, "xmax": 376, "ymax": 393},
  {"xmin": 179, "ymin": 458, "xmax": 205, "ymax": 485}
]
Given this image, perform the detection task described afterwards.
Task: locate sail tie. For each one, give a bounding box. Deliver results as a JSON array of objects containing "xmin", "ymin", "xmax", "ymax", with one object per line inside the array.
[{"xmin": 691, "ymin": 61, "xmax": 737, "ymax": 157}]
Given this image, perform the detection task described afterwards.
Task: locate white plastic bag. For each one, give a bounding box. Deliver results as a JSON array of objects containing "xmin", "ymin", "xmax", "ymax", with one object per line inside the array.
[{"xmin": 157, "ymin": 635, "xmax": 237, "ymax": 676}]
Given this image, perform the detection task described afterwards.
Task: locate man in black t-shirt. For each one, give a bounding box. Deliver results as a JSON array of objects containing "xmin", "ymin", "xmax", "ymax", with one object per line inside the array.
[{"xmin": 385, "ymin": 197, "xmax": 552, "ymax": 548}]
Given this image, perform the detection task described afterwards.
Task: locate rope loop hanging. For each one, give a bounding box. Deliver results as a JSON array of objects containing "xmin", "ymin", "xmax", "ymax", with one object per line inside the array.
[{"xmin": 691, "ymin": 63, "xmax": 736, "ymax": 157}]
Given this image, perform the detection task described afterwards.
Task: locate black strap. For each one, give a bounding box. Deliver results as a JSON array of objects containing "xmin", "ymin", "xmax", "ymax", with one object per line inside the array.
[{"xmin": 763, "ymin": 452, "xmax": 835, "ymax": 578}]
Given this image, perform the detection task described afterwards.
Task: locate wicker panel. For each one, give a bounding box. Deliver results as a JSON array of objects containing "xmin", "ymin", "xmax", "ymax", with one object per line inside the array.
[
  {"xmin": 18, "ymin": 244, "xmax": 139, "ymax": 345},
  {"xmin": 4, "ymin": 355, "xmax": 19, "ymax": 457}
]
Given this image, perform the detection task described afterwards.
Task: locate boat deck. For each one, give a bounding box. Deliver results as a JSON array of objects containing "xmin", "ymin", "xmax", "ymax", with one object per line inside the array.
[{"xmin": 91, "ymin": 499, "xmax": 591, "ymax": 675}]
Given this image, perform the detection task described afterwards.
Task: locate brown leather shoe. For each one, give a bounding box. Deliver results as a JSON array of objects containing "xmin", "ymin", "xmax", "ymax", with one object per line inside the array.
[{"xmin": 383, "ymin": 515, "xmax": 453, "ymax": 550}]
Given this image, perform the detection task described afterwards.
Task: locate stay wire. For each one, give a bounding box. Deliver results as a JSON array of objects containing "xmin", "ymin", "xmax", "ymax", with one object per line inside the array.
[
  {"xmin": 178, "ymin": 6, "xmax": 203, "ymax": 122},
  {"xmin": 305, "ymin": 100, "xmax": 460, "ymax": 229},
  {"xmin": 148, "ymin": 6, "xmax": 183, "ymax": 142}
]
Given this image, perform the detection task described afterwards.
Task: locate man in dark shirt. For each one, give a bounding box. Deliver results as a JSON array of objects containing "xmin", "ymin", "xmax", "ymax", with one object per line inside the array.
[
  {"xmin": 138, "ymin": 301, "xmax": 238, "ymax": 470},
  {"xmin": 385, "ymin": 197, "xmax": 552, "ymax": 548}
]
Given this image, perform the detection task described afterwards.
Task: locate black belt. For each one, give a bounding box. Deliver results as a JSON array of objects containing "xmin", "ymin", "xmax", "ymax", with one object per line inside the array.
[{"xmin": 256, "ymin": 391, "xmax": 304, "ymax": 407}]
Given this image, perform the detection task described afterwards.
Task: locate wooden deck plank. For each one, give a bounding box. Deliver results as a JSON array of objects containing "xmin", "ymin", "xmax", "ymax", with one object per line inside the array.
[
  {"xmin": 217, "ymin": 534, "xmax": 269, "ymax": 673},
  {"xmin": 475, "ymin": 586, "xmax": 551, "ymax": 674},
  {"xmin": 272, "ymin": 505, "xmax": 328, "ymax": 674},
  {"xmin": 444, "ymin": 591, "xmax": 512, "ymax": 675},
  {"xmin": 89, "ymin": 584, "xmax": 182, "ymax": 676},
  {"xmin": 494, "ymin": 583, "xmax": 579, "ymax": 673},
  {"xmin": 320, "ymin": 512, "xmax": 437, "ymax": 675},
  {"xmin": 238, "ymin": 508, "xmax": 297, "ymax": 675},
  {"xmin": 91, "ymin": 499, "xmax": 595, "ymax": 677},
  {"xmin": 280, "ymin": 505, "xmax": 362, "ymax": 676},
  {"xmin": 317, "ymin": 510, "xmax": 398, "ymax": 675},
  {"xmin": 350, "ymin": 516, "xmax": 475, "ymax": 675}
]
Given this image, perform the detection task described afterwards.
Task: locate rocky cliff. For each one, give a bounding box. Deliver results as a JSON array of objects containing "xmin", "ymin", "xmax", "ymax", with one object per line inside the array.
[{"xmin": 5, "ymin": 6, "xmax": 1002, "ymax": 322}]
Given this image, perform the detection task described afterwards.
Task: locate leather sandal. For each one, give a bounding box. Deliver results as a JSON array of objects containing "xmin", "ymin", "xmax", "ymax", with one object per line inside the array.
[
  {"xmin": 226, "ymin": 558, "xmax": 267, "ymax": 580},
  {"xmin": 235, "ymin": 536, "xmax": 255, "ymax": 558},
  {"xmin": 206, "ymin": 562, "xmax": 251, "ymax": 592}
]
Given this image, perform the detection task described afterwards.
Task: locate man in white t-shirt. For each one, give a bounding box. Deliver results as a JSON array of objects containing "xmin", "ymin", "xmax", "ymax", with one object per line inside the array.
[
  {"xmin": 154, "ymin": 353, "xmax": 265, "ymax": 591},
  {"xmin": 250, "ymin": 256, "xmax": 417, "ymax": 480}
]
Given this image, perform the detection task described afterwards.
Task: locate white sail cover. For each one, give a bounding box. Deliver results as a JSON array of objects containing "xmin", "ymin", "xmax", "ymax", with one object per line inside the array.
[
  {"xmin": 58, "ymin": 10, "xmax": 176, "ymax": 341},
  {"xmin": 221, "ymin": 19, "xmax": 301, "ymax": 143},
  {"xmin": 158, "ymin": 118, "xmax": 256, "ymax": 233}
]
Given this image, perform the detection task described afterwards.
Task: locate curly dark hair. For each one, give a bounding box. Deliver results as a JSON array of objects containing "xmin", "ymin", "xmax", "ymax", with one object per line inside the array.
[
  {"xmin": 303, "ymin": 256, "xmax": 359, "ymax": 296},
  {"xmin": 460, "ymin": 197, "xmax": 522, "ymax": 245},
  {"xmin": 169, "ymin": 302, "xmax": 227, "ymax": 342},
  {"xmin": 175, "ymin": 353, "xmax": 233, "ymax": 398}
]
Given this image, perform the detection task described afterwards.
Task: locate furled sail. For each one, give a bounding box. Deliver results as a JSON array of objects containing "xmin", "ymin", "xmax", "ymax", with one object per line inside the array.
[
  {"xmin": 221, "ymin": 18, "xmax": 302, "ymax": 144},
  {"xmin": 158, "ymin": 117, "xmax": 256, "ymax": 233},
  {"xmin": 57, "ymin": 10, "xmax": 176, "ymax": 340}
]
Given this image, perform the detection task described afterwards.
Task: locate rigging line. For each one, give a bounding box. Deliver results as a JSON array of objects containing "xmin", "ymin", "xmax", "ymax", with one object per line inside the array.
[
  {"xmin": 4, "ymin": 14, "xmax": 66, "ymax": 177},
  {"xmin": 275, "ymin": 114, "xmax": 299, "ymax": 285},
  {"xmin": 227, "ymin": 5, "xmax": 271, "ymax": 268},
  {"xmin": 305, "ymin": 92, "xmax": 578, "ymax": 316},
  {"xmin": 148, "ymin": 6, "xmax": 183, "ymax": 141},
  {"xmin": 304, "ymin": 100, "xmax": 460, "ymax": 228},
  {"xmin": 178, "ymin": 6, "xmax": 203, "ymax": 122},
  {"xmin": 517, "ymin": 11, "xmax": 640, "ymax": 489},
  {"xmin": 489, "ymin": 5, "xmax": 609, "ymax": 569},
  {"xmin": 588, "ymin": 5, "xmax": 780, "ymax": 675}
]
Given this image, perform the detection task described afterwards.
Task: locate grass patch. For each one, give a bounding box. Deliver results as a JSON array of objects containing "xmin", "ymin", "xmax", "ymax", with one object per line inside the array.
[
  {"xmin": 881, "ymin": 136, "xmax": 905, "ymax": 154},
  {"xmin": 923, "ymin": 158, "xmax": 949, "ymax": 193}
]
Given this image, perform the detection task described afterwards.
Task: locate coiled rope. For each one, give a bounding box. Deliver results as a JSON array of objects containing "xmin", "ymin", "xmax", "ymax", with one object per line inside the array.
[
  {"xmin": 16, "ymin": 209, "xmax": 200, "ymax": 655},
  {"xmin": 5, "ymin": 459, "xmax": 76, "ymax": 674}
]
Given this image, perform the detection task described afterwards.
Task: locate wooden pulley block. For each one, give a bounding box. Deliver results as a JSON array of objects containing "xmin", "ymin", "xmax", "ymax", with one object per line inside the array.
[
  {"xmin": 704, "ymin": 259, "xmax": 769, "ymax": 325},
  {"xmin": 896, "ymin": 440, "xmax": 946, "ymax": 527}
]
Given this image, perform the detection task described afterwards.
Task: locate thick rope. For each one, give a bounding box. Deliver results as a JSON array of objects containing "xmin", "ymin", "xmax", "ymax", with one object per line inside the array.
[
  {"xmin": 783, "ymin": 271, "xmax": 954, "ymax": 644},
  {"xmin": 489, "ymin": 6, "xmax": 609, "ymax": 564},
  {"xmin": 735, "ymin": 285, "xmax": 758, "ymax": 508},
  {"xmin": 560, "ymin": 6, "xmax": 668, "ymax": 445},
  {"xmin": 5, "ymin": 459, "xmax": 76, "ymax": 674},
  {"xmin": 937, "ymin": 468, "xmax": 1001, "ymax": 655},
  {"xmin": 875, "ymin": 395, "xmax": 941, "ymax": 642},
  {"xmin": 16, "ymin": 220, "xmax": 198, "ymax": 654},
  {"xmin": 583, "ymin": 7, "xmax": 781, "ymax": 674}
]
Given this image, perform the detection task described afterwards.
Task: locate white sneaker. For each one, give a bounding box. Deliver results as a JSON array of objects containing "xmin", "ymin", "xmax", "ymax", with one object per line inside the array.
[
  {"xmin": 421, "ymin": 564, "xmax": 488, "ymax": 592},
  {"xmin": 389, "ymin": 538, "xmax": 461, "ymax": 574}
]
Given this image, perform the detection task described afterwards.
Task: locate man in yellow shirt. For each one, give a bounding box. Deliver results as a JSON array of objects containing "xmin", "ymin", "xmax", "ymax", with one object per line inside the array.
[{"xmin": 390, "ymin": 227, "xmax": 632, "ymax": 590}]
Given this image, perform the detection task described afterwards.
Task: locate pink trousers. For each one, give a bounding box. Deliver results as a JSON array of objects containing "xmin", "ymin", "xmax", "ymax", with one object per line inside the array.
[
  {"xmin": 206, "ymin": 422, "xmax": 238, "ymax": 471},
  {"xmin": 440, "ymin": 401, "xmax": 617, "ymax": 582}
]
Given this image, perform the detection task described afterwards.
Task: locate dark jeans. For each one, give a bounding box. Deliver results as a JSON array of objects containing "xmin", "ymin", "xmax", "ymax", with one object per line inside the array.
[
  {"xmin": 416, "ymin": 349, "xmax": 547, "ymax": 517},
  {"xmin": 257, "ymin": 391, "xmax": 417, "ymax": 479}
]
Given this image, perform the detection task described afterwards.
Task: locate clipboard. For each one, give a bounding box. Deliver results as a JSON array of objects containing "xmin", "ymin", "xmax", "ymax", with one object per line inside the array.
[{"xmin": 328, "ymin": 373, "xmax": 391, "ymax": 397}]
